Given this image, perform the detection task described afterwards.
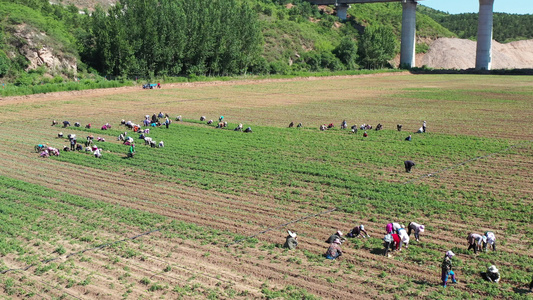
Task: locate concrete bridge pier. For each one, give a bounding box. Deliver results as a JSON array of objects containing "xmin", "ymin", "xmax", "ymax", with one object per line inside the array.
[
  {"xmin": 476, "ymin": 0, "xmax": 494, "ymax": 70},
  {"xmin": 336, "ymin": 3, "xmax": 350, "ymax": 20},
  {"xmin": 400, "ymin": 0, "xmax": 417, "ymax": 68}
]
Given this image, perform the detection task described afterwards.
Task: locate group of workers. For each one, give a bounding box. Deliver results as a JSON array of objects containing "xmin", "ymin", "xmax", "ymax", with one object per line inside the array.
[
  {"xmin": 383, "ymin": 222, "xmax": 418, "ymax": 255},
  {"xmin": 47, "ymin": 113, "xmax": 171, "ymax": 159},
  {"xmin": 467, "ymin": 231, "xmax": 497, "ymax": 253},
  {"xmin": 313, "ymin": 120, "xmax": 426, "ymax": 138},
  {"xmin": 282, "ymin": 220, "xmax": 520, "ymax": 289},
  {"xmin": 45, "ymin": 132, "xmax": 103, "ymax": 158},
  {"xmin": 199, "ymin": 115, "xmax": 252, "ymax": 132}
]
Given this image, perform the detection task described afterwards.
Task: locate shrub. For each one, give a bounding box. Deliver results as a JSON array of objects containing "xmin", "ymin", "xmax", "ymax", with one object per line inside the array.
[{"xmin": 0, "ymin": 50, "xmax": 10, "ymax": 76}]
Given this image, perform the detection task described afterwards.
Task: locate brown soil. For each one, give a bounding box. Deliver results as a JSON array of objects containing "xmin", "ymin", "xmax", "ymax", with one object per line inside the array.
[
  {"xmin": 419, "ymin": 38, "xmax": 533, "ymax": 69},
  {"xmin": 0, "ymin": 74, "xmax": 531, "ymax": 299}
]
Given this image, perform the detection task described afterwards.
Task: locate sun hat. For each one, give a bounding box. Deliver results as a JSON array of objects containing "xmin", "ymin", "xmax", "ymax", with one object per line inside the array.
[
  {"xmin": 360, "ymin": 225, "xmax": 364, "ymax": 230},
  {"xmin": 336, "ymin": 230, "xmax": 343, "ymax": 236},
  {"xmin": 288, "ymin": 230, "xmax": 297, "ymax": 238},
  {"xmin": 446, "ymin": 250, "xmax": 455, "ymax": 258},
  {"xmin": 488, "ymin": 265, "xmax": 498, "ymax": 273},
  {"xmin": 334, "ymin": 238, "xmax": 341, "ymax": 244},
  {"xmin": 419, "ymin": 225, "xmax": 425, "ymax": 232}
]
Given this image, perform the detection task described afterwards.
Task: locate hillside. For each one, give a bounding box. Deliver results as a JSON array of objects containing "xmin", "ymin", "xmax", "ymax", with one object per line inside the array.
[
  {"xmin": 418, "ymin": 5, "xmax": 533, "ymax": 43},
  {"xmin": 0, "ymin": 0, "xmax": 86, "ymax": 83},
  {"xmin": 0, "ymin": 0, "xmax": 532, "ymax": 87}
]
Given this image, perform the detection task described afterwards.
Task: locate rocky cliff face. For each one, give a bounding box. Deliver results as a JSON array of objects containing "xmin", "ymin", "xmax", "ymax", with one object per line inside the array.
[{"xmin": 13, "ymin": 24, "xmax": 77, "ymax": 76}]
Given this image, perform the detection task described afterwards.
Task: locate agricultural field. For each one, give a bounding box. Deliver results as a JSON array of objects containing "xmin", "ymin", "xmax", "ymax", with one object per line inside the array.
[{"xmin": 0, "ymin": 72, "xmax": 532, "ymax": 299}]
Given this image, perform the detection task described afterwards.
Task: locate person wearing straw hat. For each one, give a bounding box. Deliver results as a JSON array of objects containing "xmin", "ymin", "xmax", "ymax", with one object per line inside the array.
[
  {"xmin": 441, "ymin": 250, "xmax": 457, "ymax": 287},
  {"xmin": 347, "ymin": 225, "xmax": 370, "ymax": 238},
  {"xmin": 408, "ymin": 222, "xmax": 425, "ymax": 242},
  {"xmin": 483, "ymin": 265, "xmax": 500, "ymax": 283},
  {"xmin": 326, "ymin": 230, "xmax": 345, "ymax": 244},
  {"xmin": 325, "ymin": 238, "xmax": 343, "ymax": 260},
  {"xmin": 284, "ymin": 230, "xmax": 298, "ymax": 250}
]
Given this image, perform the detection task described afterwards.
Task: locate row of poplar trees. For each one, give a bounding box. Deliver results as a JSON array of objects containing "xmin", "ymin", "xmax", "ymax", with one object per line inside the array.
[{"xmin": 86, "ymin": 0, "xmax": 262, "ymax": 77}]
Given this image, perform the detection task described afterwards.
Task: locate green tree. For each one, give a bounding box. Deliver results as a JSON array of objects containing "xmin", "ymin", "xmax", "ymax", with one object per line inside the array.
[
  {"xmin": 358, "ymin": 25, "xmax": 397, "ymax": 69},
  {"xmin": 0, "ymin": 50, "xmax": 10, "ymax": 76},
  {"xmin": 86, "ymin": 0, "xmax": 262, "ymax": 77},
  {"xmin": 333, "ymin": 37, "xmax": 358, "ymax": 70}
]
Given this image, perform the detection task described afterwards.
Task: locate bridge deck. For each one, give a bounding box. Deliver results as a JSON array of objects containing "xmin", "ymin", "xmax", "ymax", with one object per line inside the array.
[{"xmin": 306, "ymin": 0, "xmax": 421, "ymax": 4}]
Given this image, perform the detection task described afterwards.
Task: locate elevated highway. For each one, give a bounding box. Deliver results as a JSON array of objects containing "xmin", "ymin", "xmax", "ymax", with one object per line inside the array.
[{"xmin": 304, "ymin": 0, "xmax": 495, "ymax": 70}]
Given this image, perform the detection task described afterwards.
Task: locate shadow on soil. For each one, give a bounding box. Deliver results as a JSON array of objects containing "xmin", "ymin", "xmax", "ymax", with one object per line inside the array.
[
  {"xmin": 512, "ymin": 287, "xmax": 531, "ymax": 295},
  {"xmin": 413, "ymin": 279, "xmax": 436, "ymax": 289},
  {"xmin": 370, "ymin": 247, "xmax": 385, "ymax": 256}
]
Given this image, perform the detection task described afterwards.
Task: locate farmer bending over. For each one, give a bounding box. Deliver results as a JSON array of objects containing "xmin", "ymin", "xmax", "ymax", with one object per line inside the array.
[
  {"xmin": 483, "ymin": 265, "xmax": 500, "ymax": 283},
  {"xmin": 404, "ymin": 160, "xmax": 415, "ymax": 173},
  {"xmin": 94, "ymin": 148, "xmax": 102, "ymax": 158},
  {"xmin": 347, "ymin": 225, "xmax": 369, "ymax": 238},
  {"xmin": 128, "ymin": 144, "xmax": 135, "ymax": 158},
  {"xmin": 283, "ymin": 230, "xmax": 298, "ymax": 250},
  {"xmin": 325, "ymin": 238, "xmax": 342, "ymax": 260},
  {"xmin": 483, "ymin": 231, "xmax": 496, "ymax": 252},
  {"xmin": 408, "ymin": 222, "xmax": 425, "ymax": 242},
  {"xmin": 467, "ymin": 233, "xmax": 484, "ymax": 254},
  {"xmin": 326, "ymin": 230, "xmax": 344, "ymax": 244},
  {"xmin": 398, "ymin": 227, "xmax": 409, "ymax": 250},
  {"xmin": 383, "ymin": 233, "xmax": 393, "ymax": 257}
]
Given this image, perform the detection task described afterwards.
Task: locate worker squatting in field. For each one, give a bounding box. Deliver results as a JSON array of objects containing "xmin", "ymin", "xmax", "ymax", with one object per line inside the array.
[{"xmin": 284, "ymin": 230, "xmax": 298, "ymax": 250}]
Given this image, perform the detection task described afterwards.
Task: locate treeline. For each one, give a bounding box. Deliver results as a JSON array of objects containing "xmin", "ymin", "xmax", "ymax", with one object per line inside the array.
[
  {"xmin": 85, "ymin": 0, "xmax": 262, "ymax": 77},
  {"xmin": 419, "ymin": 6, "xmax": 533, "ymax": 42},
  {"xmin": 1, "ymin": 0, "xmax": 402, "ymax": 81},
  {"xmin": 3, "ymin": 0, "xmax": 531, "ymax": 84},
  {"xmin": 85, "ymin": 0, "xmax": 397, "ymax": 76}
]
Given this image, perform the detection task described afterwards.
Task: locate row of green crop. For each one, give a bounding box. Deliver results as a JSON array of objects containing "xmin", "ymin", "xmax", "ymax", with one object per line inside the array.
[
  {"xmin": 0, "ymin": 176, "xmax": 260, "ymax": 298},
  {"xmin": 0, "ymin": 78, "xmax": 134, "ymax": 97},
  {"xmin": 0, "ymin": 175, "xmax": 239, "ymax": 267},
  {"xmin": 55, "ymin": 121, "xmax": 531, "ymax": 230},
  {"xmin": 1, "ymin": 172, "xmax": 531, "ymax": 299}
]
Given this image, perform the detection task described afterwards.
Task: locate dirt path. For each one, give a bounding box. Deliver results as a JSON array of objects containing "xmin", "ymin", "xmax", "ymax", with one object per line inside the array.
[{"xmin": 0, "ymin": 72, "xmax": 410, "ymax": 105}]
